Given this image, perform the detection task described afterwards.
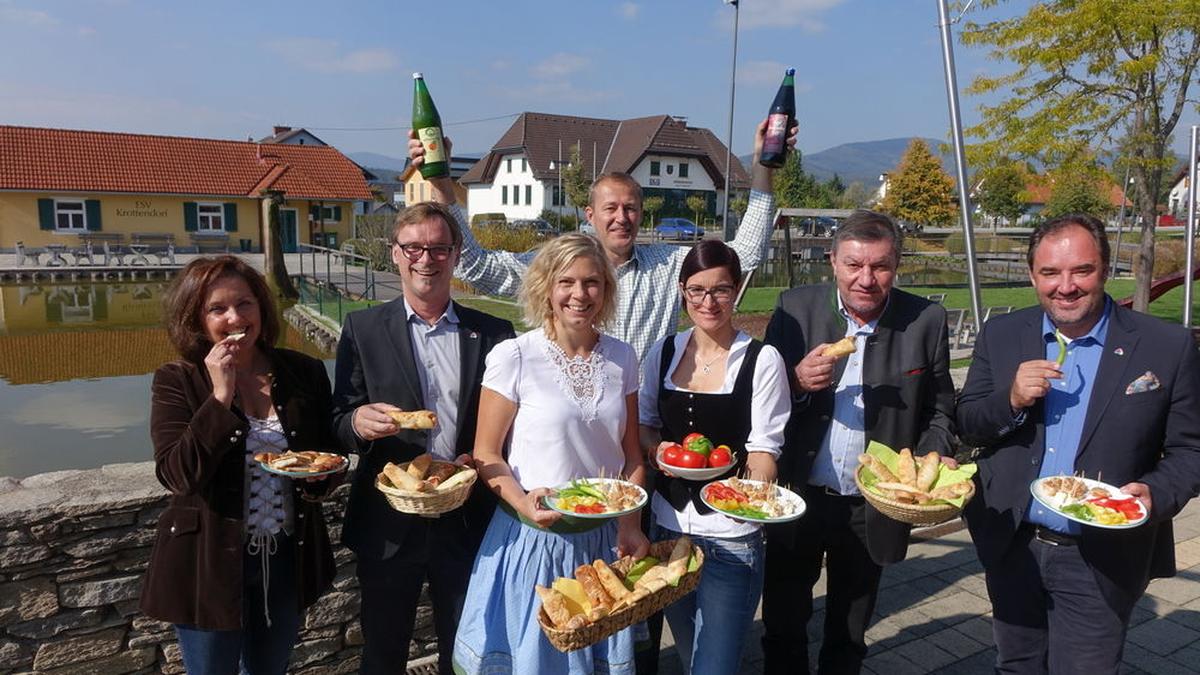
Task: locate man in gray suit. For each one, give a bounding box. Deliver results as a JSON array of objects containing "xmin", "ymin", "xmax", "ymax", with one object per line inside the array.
[{"xmin": 761, "ymin": 210, "xmax": 957, "ymax": 674}]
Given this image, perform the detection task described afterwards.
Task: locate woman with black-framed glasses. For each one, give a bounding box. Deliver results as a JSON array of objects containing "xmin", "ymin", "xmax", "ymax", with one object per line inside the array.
[{"xmin": 638, "ymin": 239, "xmax": 791, "ymax": 675}]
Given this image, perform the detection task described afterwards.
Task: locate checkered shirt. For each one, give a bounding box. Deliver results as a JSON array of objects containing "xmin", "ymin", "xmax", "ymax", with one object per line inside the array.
[{"xmin": 451, "ymin": 190, "xmax": 776, "ymax": 362}]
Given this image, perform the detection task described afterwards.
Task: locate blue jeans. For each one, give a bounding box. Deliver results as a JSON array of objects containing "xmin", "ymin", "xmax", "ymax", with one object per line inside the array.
[
  {"xmin": 656, "ymin": 525, "xmax": 765, "ymax": 675},
  {"xmin": 174, "ymin": 533, "xmax": 301, "ymax": 675}
]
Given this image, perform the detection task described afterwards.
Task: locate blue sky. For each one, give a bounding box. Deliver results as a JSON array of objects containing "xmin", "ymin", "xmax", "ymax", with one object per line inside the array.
[{"xmin": 1, "ymin": 0, "xmax": 1194, "ymax": 162}]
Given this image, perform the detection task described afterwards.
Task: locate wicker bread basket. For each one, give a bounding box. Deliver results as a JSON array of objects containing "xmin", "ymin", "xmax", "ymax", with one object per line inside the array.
[
  {"xmin": 375, "ymin": 460, "xmax": 476, "ymax": 516},
  {"xmin": 537, "ymin": 538, "xmax": 705, "ymax": 653},
  {"xmin": 854, "ymin": 465, "xmax": 975, "ymax": 527}
]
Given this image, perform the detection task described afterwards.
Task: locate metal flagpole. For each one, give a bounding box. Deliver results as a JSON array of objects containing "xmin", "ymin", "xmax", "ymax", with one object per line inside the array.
[
  {"xmin": 723, "ymin": 0, "xmax": 740, "ymax": 240},
  {"xmin": 937, "ymin": 0, "xmax": 984, "ymax": 335},
  {"xmin": 1185, "ymin": 125, "xmax": 1198, "ymax": 327}
]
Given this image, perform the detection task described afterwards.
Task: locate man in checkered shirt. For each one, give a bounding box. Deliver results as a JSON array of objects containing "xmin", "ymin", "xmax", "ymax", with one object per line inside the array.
[{"xmin": 409, "ymin": 118, "xmax": 797, "ymax": 362}]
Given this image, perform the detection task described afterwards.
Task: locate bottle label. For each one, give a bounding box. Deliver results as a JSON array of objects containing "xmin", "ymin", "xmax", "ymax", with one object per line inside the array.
[
  {"xmin": 418, "ymin": 126, "xmax": 447, "ymax": 164},
  {"xmin": 763, "ymin": 114, "xmax": 788, "ymax": 154}
]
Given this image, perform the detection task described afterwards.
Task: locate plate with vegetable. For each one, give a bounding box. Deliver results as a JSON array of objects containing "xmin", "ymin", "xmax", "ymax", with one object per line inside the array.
[
  {"xmin": 544, "ymin": 478, "xmax": 648, "ymax": 519},
  {"xmin": 655, "ymin": 433, "xmax": 736, "ymax": 481},
  {"xmin": 1029, "ymin": 475, "xmax": 1148, "ymax": 529},
  {"xmin": 700, "ymin": 477, "xmax": 806, "ymax": 523}
]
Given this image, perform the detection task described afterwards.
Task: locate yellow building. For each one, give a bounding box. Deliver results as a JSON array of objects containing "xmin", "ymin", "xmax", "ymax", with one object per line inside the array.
[
  {"xmin": 0, "ymin": 125, "xmax": 373, "ymax": 253},
  {"xmin": 399, "ymin": 156, "xmax": 474, "ymax": 209}
]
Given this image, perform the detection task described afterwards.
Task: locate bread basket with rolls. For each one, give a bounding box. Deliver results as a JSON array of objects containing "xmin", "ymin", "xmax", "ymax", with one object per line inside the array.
[
  {"xmin": 854, "ymin": 442, "xmax": 977, "ymax": 527},
  {"xmin": 536, "ymin": 537, "xmax": 704, "ymax": 653},
  {"xmin": 375, "ymin": 453, "xmax": 477, "ymax": 516}
]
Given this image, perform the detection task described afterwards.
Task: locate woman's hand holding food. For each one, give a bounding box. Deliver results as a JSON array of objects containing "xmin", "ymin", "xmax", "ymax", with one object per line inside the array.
[
  {"xmin": 352, "ymin": 403, "xmax": 403, "ymax": 441},
  {"xmin": 616, "ymin": 517, "xmax": 651, "ymax": 559},
  {"xmin": 204, "ymin": 338, "xmax": 240, "ymax": 407},
  {"xmin": 652, "ymin": 441, "xmax": 679, "ymax": 477},
  {"xmin": 794, "ymin": 344, "xmax": 837, "ymax": 392},
  {"xmin": 520, "ymin": 487, "xmax": 562, "ymax": 528}
]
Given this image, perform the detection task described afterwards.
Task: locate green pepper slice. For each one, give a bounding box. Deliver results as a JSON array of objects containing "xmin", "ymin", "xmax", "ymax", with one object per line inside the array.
[{"xmin": 1054, "ymin": 329, "xmax": 1068, "ymax": 367}]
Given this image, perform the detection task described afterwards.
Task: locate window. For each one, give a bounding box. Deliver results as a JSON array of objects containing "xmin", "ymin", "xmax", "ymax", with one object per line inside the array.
[
  {"xmin": 525, "ymin": 185, "xmax": 532, "ymax": 205},
  {"xmin": 507, "ymin": 158, "xmax": 513, "ymax": 173},
  {"xmin": 552, "ymin": 185, "xmax": 563, "ymax": 206},
  {"xmin": 54, "ymin": 200, "xmax": 86, "ymax": 231},
  {"xmin": 197, "ymin": 204, "xmax": 225, "ymax": 231},
  {"xmin": 316, "ymin": 205, "xmax": 341, "ymax": 221},
  {"xmin": 521, "ymin": 158, "xmax": 527, "ymax": 172},
  {"xmin": 419, "ymin": 183, "xmax": 426, "ymax": 201},
  {"xmin": 679, "ymin": 162, "xmax": 689, "ymax": 178},
  {"xmin": 650, "ymin": 161, "xmax": 661, "ymax": 176},
  {"xmin": 502, "ymin": 186, "xmax": 508, "ymax": 205}
]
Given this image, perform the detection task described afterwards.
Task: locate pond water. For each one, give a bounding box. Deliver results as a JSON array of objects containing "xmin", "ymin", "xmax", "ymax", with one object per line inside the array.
[{"xmin": 0, "ymin": 281, "xmax": 332, "ymax": 479}]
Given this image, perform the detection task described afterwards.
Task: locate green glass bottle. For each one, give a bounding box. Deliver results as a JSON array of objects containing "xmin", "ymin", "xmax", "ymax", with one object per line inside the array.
[{"xmin": 412, "ymin": 72, "xmax": 449, "ymax": 179}]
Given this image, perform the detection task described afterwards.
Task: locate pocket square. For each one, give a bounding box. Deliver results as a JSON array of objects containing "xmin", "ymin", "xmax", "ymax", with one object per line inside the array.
[
  {"xmin": 905, "ymin": 367, "xmax": 925, "ymax": 376},
  {"xmin": 1125, "ymin": 371, "xmax": 1160, "ymax": 395}
]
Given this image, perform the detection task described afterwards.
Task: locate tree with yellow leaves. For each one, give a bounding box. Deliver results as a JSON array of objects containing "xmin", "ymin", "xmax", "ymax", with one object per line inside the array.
[{"xmin": 880, "ymin": 139, "xmax": 958, "ymax": 228}]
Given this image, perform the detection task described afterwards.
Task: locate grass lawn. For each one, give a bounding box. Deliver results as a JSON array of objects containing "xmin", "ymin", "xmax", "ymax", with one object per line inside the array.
[
  {"xmin": 456, "ymin": 297, "xmax": 532, "ymax": 331},
  {"xmin": 737, "ymin": 280, "xmax": 1200, "ymax": 325}
]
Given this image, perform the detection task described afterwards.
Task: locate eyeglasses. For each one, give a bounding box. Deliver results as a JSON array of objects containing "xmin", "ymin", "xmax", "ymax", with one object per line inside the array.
[
  {"xmin": 683, "ymin": 285, "xmax": 735, "ymax": 304},
  {"xmin": 395, "ymin": 243, "xmax": 456, "ymax": 262}
]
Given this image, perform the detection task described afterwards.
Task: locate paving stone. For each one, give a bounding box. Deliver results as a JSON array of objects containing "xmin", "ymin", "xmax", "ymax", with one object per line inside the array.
[
  {"xmin": 863, "ymin": 646, "xmax": 934, "ymax": 675},
  {"xmin": 1147, "ymin": 575, "xmax": 1200, "ymax": 606},
  {"xmin": 924, "ymin": 625, "xmax": 988, "ymax": 659},
  {"xmin": 1127, "ymin": 615, "xmax": 1200, "ymax": 655},
  {"xmin": 928, "ymin": 647, "xmax": 998, "ymax": 675},
  {"xmin": 1174, "ymin": 538, "xmax": 1200, "ymax": 568},
  {"xmin": 1167, "ymin": 642, "xmax": 1200, "ymax": 670},
  {"xmin": 912, "ymin": 591, "xmax": 994, "ymax": 623},
  {"xmin": 1121, "ymin": 642, "xmax": 1200, "ymax": 675},
  {"xmin": 885, "ymin": 606, "xmax": 947, "ymax": 638},
  {"xmin": 948, "ymin": 616, "xmax": 994, "ymax": 646},
  {"xmin": 875, "ymin": 581, "xmax": 940, "ymax": 617},
  {"xmin": 888, "ymin": 639, "xmax": 957, "ymax": 672}
]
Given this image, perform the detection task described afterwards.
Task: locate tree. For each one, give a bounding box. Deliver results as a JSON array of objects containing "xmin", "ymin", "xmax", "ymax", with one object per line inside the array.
[
  {"xmin": 962, "ymin": 0, "xmax": 1200, "ymax": 310},
  {"xmin": 643, "ymin": 196, "xmax": 665, "ymax": 230},
  {"xmin": 729, "ymin": 196, "xmax": 749, "ymax": 220},
  {"xmin": 976, "ymin": 161, "xmax": 1029, "ymax": 228},
  {"xmin": 1042, "ymin": 163, "xmax": 1116, "ymax": 219},
  {"xmin": 261, "ymin": 190, "xmax": 297, "ymax": 299},
  {"xmin": 561, "ymin": 143, "xmax": 590, "ymax": 224},
  {"xmin": 837, "ymin": 181, "xmax": 873, "ymax": 209},
  {"xmin": 686, "ymin": 194, "xmax": 708, "ymax": 240},
  {"xmin": 771, "ymin": 150, "xmax": 830, "ymax": 208},
  {"xmin": 879, "ymin": 139, "xmax": 958, "ymax": 227}
]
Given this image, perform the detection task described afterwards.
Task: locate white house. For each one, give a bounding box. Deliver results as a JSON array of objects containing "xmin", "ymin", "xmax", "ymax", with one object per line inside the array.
[{"xmin": 459, "ymin": 112, "xmax": 749, "ymax": 224}]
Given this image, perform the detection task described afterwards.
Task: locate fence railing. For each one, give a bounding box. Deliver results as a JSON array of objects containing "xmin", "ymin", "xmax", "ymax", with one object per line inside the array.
[{"xmin": 295, "ymin": 243, "xmax": 401, "ymax": 325}]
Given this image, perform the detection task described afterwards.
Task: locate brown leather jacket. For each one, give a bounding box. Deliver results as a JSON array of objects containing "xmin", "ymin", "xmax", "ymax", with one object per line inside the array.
[{"xmin": 139, "ymin": 348, "xmax": 339, "ymax": 630}]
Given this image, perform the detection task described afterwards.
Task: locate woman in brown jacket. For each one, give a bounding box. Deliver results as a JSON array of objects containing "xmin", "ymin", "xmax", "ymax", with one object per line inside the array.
[{"xmin": 140, "ymin": 256, "xmax": 342, "ymax": 675}]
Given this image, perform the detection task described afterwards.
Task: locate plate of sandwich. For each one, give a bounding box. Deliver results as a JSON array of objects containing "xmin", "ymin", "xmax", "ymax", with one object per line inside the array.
[{"xmin": 255, "ymin": 450, "xmax": 347, "ymax": 478}]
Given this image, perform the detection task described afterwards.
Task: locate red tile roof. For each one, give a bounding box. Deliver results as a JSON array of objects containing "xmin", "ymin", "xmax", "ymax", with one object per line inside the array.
[{"xmin": 0, "ymin": 125, "xmax": 373, "ymax": 200}]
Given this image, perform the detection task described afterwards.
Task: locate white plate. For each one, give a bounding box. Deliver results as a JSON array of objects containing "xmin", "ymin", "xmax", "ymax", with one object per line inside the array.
[
  {"xmin": 700, "ymin": 479, "xmax": 807, "ymax": 524},
  {"xmin": 259, "ymin": 453, "xmax": 348, "ymax": 479},
  {"xmin": 654, "ymin": 447, "xmax": 735, "ymax": 481},
  {"xmin": 1028, "ymin": 476, "xmax": 1148, "ymax": 529},
  {"xmin": 542, "ymin": 478, "xmax": 648, "ymax": 520}
]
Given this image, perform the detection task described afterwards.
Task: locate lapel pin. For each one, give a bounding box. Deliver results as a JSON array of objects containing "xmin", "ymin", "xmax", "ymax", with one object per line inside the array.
[
  {"xmin": 1113, "ymin": 347, "xmax": 1124, "ymax": 356},
  {"xmin": 469, "ymin": 331, "xmax": 478, "ymax": 339}
]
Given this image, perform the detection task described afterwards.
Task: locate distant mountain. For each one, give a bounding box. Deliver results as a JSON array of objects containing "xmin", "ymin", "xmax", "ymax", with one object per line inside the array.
[
  {"xmin": 741, "ymin": 137, "xmax": 956, "ymax": 187},
  {"xmin": 348, "ymin": 151, "xmax": 409, "ymax": 171}
]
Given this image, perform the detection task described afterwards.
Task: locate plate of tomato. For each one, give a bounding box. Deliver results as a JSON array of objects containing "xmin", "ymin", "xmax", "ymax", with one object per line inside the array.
[{"xmin": 655, "ymin": 433, "xmax": 737, "ymax": 481}]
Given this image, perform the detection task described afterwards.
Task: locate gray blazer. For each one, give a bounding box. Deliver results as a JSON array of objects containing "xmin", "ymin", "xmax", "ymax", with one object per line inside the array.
[{"xmin": 764, "ymin": 284, "xmax": 957, "ymax": 564}]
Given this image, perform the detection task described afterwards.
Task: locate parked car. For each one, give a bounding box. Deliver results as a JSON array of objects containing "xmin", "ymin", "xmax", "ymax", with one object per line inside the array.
[
  {"xmin": 579, "ymin": 221, "xmax": 596, "ymax": 235},
  {"xmin": 511, "ymin": 218, "xmax": 556, "ymax": 237},
  {"xmin": 654, "ymin": 217, "xmax": 704, "ymax": 240}
]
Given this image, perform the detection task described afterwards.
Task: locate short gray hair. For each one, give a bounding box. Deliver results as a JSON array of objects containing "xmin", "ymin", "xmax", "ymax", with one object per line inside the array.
[{"xmin": 832, "ymin": 209, "xmax": 902, "ymax": 263}]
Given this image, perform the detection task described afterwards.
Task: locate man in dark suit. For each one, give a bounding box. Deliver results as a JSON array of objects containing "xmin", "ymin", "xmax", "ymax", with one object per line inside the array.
[
  {"xmin": 957, "ymin": 213, "xmax": 1200, "ymax": 673},
  {"xmin": 761, "ymin": 210, "xmax": 957, "ymax": 674},
  {"xmin": 332, "ymin": 202, "xmax": 515, "ymax": 675}
]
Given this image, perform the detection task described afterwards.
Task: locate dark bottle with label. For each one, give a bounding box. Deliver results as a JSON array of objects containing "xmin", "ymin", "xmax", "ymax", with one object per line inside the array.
[
  {"xmin": 412, "ymin": 72, "xmax": 449, "ymax": 179},
  {"xmin": 759, "ymin": 68, "xmax": 796, "ymax": 169}
]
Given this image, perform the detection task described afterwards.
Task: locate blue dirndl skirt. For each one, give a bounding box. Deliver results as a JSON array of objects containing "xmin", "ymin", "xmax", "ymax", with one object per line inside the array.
[{"xmin": 452, "ymin": 507, "xmax": 636, "ymax": 674}]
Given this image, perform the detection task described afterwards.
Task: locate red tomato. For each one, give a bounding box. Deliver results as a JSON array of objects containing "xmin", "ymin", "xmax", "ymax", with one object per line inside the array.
[
  {"xmin": 708, "ymin": 445, "xmax": 732, "ymax": 468},
  {"xmin": 661, "ymin": 443, "xmax": 685, "ymax": 467},
  {"xmin": 676, "ymin": 450, "xmax": 707, "ymax": 469}
]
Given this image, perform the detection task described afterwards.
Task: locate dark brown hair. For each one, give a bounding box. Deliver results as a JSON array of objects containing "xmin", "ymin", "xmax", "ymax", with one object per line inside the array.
[
  {"xmin": 679, "ymin": 239, "xmax": 743, "ymax": 286},
  {"xmin": 1027, "ymin": 213, "xmax": 1110, "ymax": 275},
  {"xmin": 392, "ymin": 201, "xmax": 463, "ymax": 249},
  {"xmin": 163, "ymin": 255, "xmax": 279, "ymax": 362}
]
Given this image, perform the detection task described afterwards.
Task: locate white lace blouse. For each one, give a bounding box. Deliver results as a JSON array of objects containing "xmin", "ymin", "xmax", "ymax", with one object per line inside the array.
[{"xmin": 482, "ymin": 329, "xmax": 640, "ymax": 491}]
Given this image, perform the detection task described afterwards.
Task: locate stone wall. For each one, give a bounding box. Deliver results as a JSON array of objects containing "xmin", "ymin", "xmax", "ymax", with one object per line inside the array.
[{"xmin": 0, "ymin": 462, "xmax": 437, "ymax": 674}]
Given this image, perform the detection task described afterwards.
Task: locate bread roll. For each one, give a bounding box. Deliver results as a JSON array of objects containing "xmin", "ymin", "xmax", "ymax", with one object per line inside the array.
[
  {"xmin": 407, "ymin": 454, "xmax": 433, "ymax": 480},
  {"xmin": 928, "ymin": 481, "xmax": 973, "ymax": 501},
  {"xmin": 574, "ymin": 565, "xmax": 612, "ymax": 620},
  {"xmin": 387, "ymin": 409, "xmax": 438, "ymax": 429},
  {"xmin": 426, "ymin": 462, "xmax": 458, "ymax": 487},
  {"xmin": 822, "ymin": 336, "xmax": 857, "ymax": 359},
  {"xmin": 858, "ymin": 454, "xmax": 898, "ymax": 484},
  {"xmin": 665, "ymin": 537, "xmax": 692, "ymax": 584},
  {"xmin": 916, "ymin": 452, "xmax": 940, "ymax": 492},
  {"xmin": 382, "ymin": 462, "xmax": 427, "ymax": 492},
  {"xmin": 434, "ymin": 467, "xmax": 475, "ymax": 492},
  {"xmin": 896, "ymin": 448, "xmax": 918, "ymax": 488},
  {"xmin": 592, "ymin": 560, "xmax": 630, "ymax": 606},
  {"xmin": 536, "ymin": 585, "xmax": 578, "ymax": 629}
]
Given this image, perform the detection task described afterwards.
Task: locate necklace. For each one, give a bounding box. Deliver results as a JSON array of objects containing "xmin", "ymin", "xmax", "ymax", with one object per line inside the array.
[{"xmin": 698, "ymin": 350, "xmax": 726, "ymax": 375}]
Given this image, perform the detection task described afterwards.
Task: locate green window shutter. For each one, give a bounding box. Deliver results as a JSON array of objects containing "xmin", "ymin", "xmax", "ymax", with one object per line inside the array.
[
  {"xmin": 332, "ymin": 205, "xmax": 342, "ymax": 221},
  {"xmin": 38, "ymin": 199, "xmax": 55, "ymax": 230},
  {"xmin": 184, "ymin": 202, "xmax": 198, "ymax": 232},
  {"xmin": 223, "ymin": 203, "xmax": 238, "ymax": 232},
  {"xmin": 85, "ymin": 200, "xmax": 102, "ymax": 231}
]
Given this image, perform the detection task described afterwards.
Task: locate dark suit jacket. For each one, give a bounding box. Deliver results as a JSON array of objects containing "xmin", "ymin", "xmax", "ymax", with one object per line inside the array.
[
  {"xmin": 140, "ymin": 348, "xmax": 338, "ymax": 630},
  {"xmin": 764, "ymin": 284, "xmax": 957, "ymax": 564},
  {"xmin": 332, "ymin": 299, "xmax": 515, "ymax": 561},
  {"xmin": 957, "ymin": 302, "xmax": 1200, "ymax": 610}
]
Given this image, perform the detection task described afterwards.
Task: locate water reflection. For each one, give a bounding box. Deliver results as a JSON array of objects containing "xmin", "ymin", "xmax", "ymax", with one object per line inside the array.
[{"xmin": 0, "ymin": 281, "xmax": 332, "ymax": 478}]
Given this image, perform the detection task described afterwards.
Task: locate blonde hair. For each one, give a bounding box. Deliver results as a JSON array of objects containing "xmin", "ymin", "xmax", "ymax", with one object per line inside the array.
[{"xmin": 519, "ymin": 233, "xmax": 617, "ymax": 338}]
